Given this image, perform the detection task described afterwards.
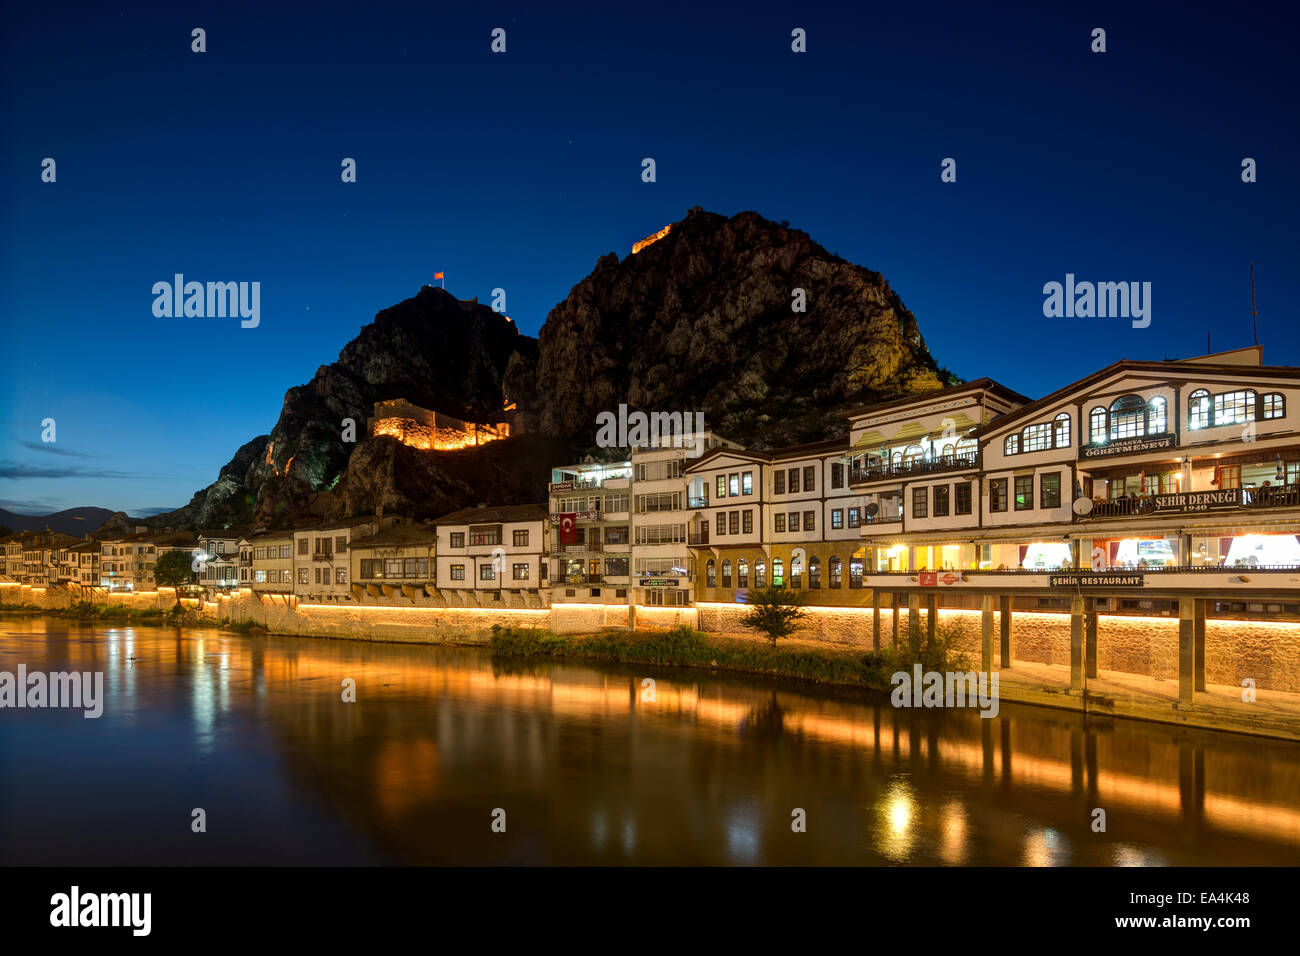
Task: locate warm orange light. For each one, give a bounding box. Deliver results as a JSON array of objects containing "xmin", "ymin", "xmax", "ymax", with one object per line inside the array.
[
  {"xmin": 632, "ymin": 224, "xmax": 672, "ymax": 254},
  {"xmin": 372, "ymin": 416, "xmax": 509, "ymax": 452}
]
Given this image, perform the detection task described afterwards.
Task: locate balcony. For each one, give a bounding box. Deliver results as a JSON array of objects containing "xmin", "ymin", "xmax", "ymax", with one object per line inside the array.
[
  {"xmin": 555, "ymin": 541, "xmax": 602, "ymax": 553},
  {"xmin": 1080, "ymin": 483, "xmax": 1300, "ymax": 520},
  {"xmin": 557, "ymin": 574, "xmax": 603, "ymax": 586},
  {"xmin": 687, "ymin": 530, "xmax": 709, "ymax": 545},
  {"xmin": 850, "ymin": 452, "xmax": 979, "ymax": 484},
  {"xmin": 311, "ymin": 552, "xmax": 335, "ymax": 561},
  {"xmin": 687, "ymin": 494, "xmax": 709, "ymax": 509}
]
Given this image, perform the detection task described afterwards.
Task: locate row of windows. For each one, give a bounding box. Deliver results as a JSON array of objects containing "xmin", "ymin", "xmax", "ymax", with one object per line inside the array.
[
  {"xmin": 253, "ymin": 545, "xmax": 293, "ymax": 560},
  {"xmin": 705, "ymin": 555, "xmax": 866, "ymax": 589},
  {"xmin": 715, "ymin": 510, "xmax": 756, "ymax": 535},
  {"xmin": 446, "ymin": 530, "xmax": 531, "ymax": 548},
  {"xmin": 987, "ymin": 472, "xmax": 1063, "ymax": 512},
  {"xmin": 300, "ymin": 567, "xmax": 347, "ymax": 585},
  {"xmin": 1004, "ymin": 414, "xmax": 1071, "ymax": 455},
  {"xmin": 910, "ymin": 482, "xmax": 975, "ymax": 518},
  {"xmin": 254, "ymin": 569, "xmax": 293, "ymax": 583},
  {"xmin": 1188, "ymin": 389, "xmax": 1285, "ymax": 429},
  {"xmin": 358, "ymin": 558, "xmax": 431, "ymax": 579},
  {"xmin": 714, "ymin": 471, "xmax": 756, "ymax": 498},
  {"xmin": 773, "ymin": 511, "xmax": 816, "ymax": 533},
  {"xmin": 447, "ymin": 563, "xmax": 533, "ymax": 581},
  {"xmin": 773, "ymin": 466, "xmax": 820, "ymax": 495}
]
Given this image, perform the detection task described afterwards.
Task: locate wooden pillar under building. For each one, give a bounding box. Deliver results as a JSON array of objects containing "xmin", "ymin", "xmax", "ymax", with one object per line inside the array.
[
  {"xmin": 926, "ymin": 592, "xmax": 937, "ymax": 645},
  {"xmin": 1084, "ymin": 605, "xmax": 1098, "ymax": 679},
  {"xmin": 980, "ymin": 593, "xmax": 993, "ymax": 673},
  {"xmin": 1069, "ymin": 595, "xmax": 1085, "ymax": 693},
  {"xmin": 872, "ymin": 589, "xmax": 881, "ymax": 653},
  {"xmin": 1178, "ymin": 597, "xmax": 1195, "ymax": 707},
  {"xmin": 999, "ymin": 594, "xmax": 1012, "ymax": 667},
  {"xmin": 1193, "ymin": 598, "xmax": 1206, "ymax": 692},
  {"xmin": 892, "ymin": 593, "xmax": 900, "ymax": 648},
  {"xmin": 907, "ymin": 591, "xmax": 921, "ymax": 657}
]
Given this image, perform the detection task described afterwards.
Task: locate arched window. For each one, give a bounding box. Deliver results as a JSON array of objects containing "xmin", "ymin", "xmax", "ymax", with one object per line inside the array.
[
  {"xmin": 754, "ymin": 559, "xmax": 767, "ymax": 588},
  {"xmin": 1004, "ymin": 434, "xmax": 1020, "ymax": 455},
  {"xmin": 1188, "ymin": 389, "xmax": 1210, "ymax": 430},
  {"xmin": 772, "ymin": 558, "xmax": 784, "ymax": 586},
  {"xmin": 1089, "ymin": 406, "xmax": 1107, "ymax": 443},
  {"xmin": 941, "ymin": 444, "xmax": 955, "ymax": 460},
  {"xmin": 1148, "ymin": 396, "xmax": 1167, "ymax": 434},
  {"xmin": 808, "ymin": 557, "xmax": 821, "ymax": 589},
  {"xmin": 829, "ymin": 556, "xmax": 842, "ymax": 588},
  {"xmin": 737, "ymin": 558, "xmax": 748, "ymax": 588},
  {"xmin": 1109, "ymin": 394, "xmax": 1147, "ymax": 440},
  {"xmin": 721, "ymin": 559, "xmax": 732, "ymax": 588},
  {"xmin": 892, "ymin": 450, "xmax": 903, "ymax": 465},
  {"xmin": 903, "ymin": 445, "xmax": 924, "ymax": 465},
  {"xmin": 791, "ymin": 555, "xmax": 803, "ymax": 588},
  {"xmin": 1053, "ymin": 413, "xmax": 1071, "ymax": 448},
  {"xmin": 956, "ymin": 438, "xmax": 977, "ymax": 458},
  {"xmin": 706, "ymin": 559, "xmax": 716, "ymax": 588},
  {"xmin": 1263, "ymin": 393, "xmax": 1286, "ymax": 420}
]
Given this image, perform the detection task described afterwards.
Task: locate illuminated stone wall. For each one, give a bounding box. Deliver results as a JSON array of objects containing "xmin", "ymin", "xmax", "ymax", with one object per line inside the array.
[{"xmin": 368, "ymin": 399, "xmax": 509, "ymax": 452}]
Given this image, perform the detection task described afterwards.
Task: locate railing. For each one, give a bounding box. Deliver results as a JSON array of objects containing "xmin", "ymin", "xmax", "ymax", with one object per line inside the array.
[
  {"xmin": 311, "ymin": 552, "xmax": 334, "ymax": 561},
  {"xmin": 687, "ymin": 531, "xmax": 709, "ymax": 545},
  {"xmin": 558, "ymin": 574, "xmax": 603, "ymax": 585},
  {"xmin": 1083, "ymin": 483, "xmax": 1300, "ymax": 519},
  {"xmin": 850, "ymin": 452, "xmax": 979, "ymax": 483},
  {"xmin": 687, "ymin": 495, "xmax": 709, "ymax": 509},
  {"xmin": 862, "ymin": 511, "xmax": 903, "ymax": 524},
  {"xmin": 866, "ymin": 565, "xmax": 1300, "ymax": 575},
  {"xmin": 555, "ymin": 542, "xmax": 601, "ymax": 553}
]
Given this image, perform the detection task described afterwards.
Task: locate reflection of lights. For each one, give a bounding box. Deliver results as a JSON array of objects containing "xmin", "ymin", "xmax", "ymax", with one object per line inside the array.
[
  {"xmin": 1112, "ymin": 844, "xmax": 1160, "ymax": 867},
  {"xmin": 1022, "ymin": 827, "xmax": 1070, "ymax": 866},
  {"xmin": 621, "ymin": 816, "xmax": 637, "ymax": 855},
  {"xmin": 939, "ymin": 800, "xmax": 967, "ymax": 864},
  {"xmin": 876, "ymin": 779, "xmax": 917, "ymax": 862},
  {"xmin": 725, "ymin": 803, "xmax": 760, "ymax": 863}
]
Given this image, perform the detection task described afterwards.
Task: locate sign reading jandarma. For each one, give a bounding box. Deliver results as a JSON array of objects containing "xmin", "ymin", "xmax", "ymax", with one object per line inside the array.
[
  {"xmin": 1049, "ymin": 572, "xmax": 1145, "ymax": 588},
  {"xmin": 1081, "ymin": 434, "xmax": 1176, "ymax": 459}
]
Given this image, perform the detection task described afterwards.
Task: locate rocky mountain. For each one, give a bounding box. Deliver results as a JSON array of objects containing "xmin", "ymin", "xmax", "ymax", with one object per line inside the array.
[
  {"xmin": 148, "ymin": 208, "xmax": 951, "ymax": 530},
  {"xmin": 519, "ymin": 206, "xmax": 950, "ymax": 447},
  {"xmin": 0, "ymin": 506, "xmax": 114, "ymax": 536}
]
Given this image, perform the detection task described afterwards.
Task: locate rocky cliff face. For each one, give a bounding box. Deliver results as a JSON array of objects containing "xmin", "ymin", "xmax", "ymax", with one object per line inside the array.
[
  {"xmin": 530, "ymin": 207, "xmax": 949, "ymax": 447},
  {"xmin": 151, "ymin": 209, "xmax": 951, "ymax": 530}
]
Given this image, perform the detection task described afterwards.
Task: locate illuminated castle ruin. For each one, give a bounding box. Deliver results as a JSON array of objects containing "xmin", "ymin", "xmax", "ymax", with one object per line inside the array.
[{"xmin": 369, "ymin": 399, "xmax": 510, "ymax": 451}]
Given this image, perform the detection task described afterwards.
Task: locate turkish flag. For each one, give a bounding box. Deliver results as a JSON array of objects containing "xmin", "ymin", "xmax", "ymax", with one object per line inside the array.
[{"xmin": 558, "ymin": 513, "xmax": 577, "ymax": 545}]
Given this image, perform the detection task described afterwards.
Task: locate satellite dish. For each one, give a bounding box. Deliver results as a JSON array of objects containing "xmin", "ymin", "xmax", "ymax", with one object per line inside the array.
[
  {"xmin": 865, "ymin": 502, "xmax": 880, "ymax": 517},
  {"xmin": 1072, "ymin": 498, "xmax": 1094, "ymax": 516}
]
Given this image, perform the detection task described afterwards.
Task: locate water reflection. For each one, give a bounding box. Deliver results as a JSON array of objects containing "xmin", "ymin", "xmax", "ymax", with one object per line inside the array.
[{"xmin": 2, "ymin": 617, "xmax": 1299, "ymax": 866}]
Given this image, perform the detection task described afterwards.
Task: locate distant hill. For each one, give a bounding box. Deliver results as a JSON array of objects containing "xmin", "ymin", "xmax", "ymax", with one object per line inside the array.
[{"xmin": 0, "ymin": 507, "xmax": 115, "ymax": 536}]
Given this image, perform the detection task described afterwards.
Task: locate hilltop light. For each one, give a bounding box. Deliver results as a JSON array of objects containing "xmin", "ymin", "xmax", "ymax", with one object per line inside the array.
[{"xmin": 631, "ymin": 224, "xmax": 671, "ymax": 254}]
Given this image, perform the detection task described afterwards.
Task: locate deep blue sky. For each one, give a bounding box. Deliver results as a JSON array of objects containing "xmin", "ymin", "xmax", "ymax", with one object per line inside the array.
[{"xmin": 2, "ymin": 1, "xmax": 1297, "ymax": 515}]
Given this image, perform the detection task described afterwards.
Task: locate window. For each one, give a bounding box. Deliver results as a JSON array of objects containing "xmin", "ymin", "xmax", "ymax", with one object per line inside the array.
[
  {"xmin": 831, "ymin": 462, "xmax": 844, "ymax": 488},
  {"xmin": 1089, "ymin": 406, "xmax": 1107, "ymax": 442},
  {"xmin": 801, "ymin": 511, "xmax": 813, "ymax": 531},
  {"xmin": 450, "ymin": 564, "xmax": 465, "ymax": 581},
  {"xmin": 737, "ymin": 558, "xmax": 748, "ymax": 588},
  {"xmin": 706, "ymin": 559, "xmax": 716, "ymax": 587},
  {"xmin": 742, "ymin": 471, "xmax": 753, "ymax": 495},
  {"xmin": 1004, "ymin": 435, "xmax": 1020, "ymax": 455},
  {"xmin": 298, "ymin": 538, "xmax": 309, "ymax": 555},
  {"xmin": 831, "ymin": 509, "xmax": 844, "ymax": 529},
  {"xmin": 1148, "ymin": 396, "xmax": 1167, "ymax": 434},
  {"xmin": 254, "ymin": 547, "xmax": 266, "ymax": 560},
  {"xmin": 803, "ymin": 466, "xmax": 815, "ymax": 491},
  {"xmin": 479, "ymin": 564, "xmax": 496, "ymax": 581},
  {"xmin": 1263, "ymin": 393, "xmax": 1286, "ymax": 420},
  {"xmin": 255, "ymin": 570, "xmax": 266, "ymax": 583},
  {"xmin": 788, "ymin": 512, "xmax": 800, "ymax": 532},
  {"xmin": 742, "ymin": 510, "xmax": 753, "ymax": 534},
  {"xmin": 716, "ymin": 512, "xmax": 726, "ymax": 535},
  {"xmin": 335, "ymin": 569, "xmax": 347, "ymax": 584},
  {"xmin": 729, "ymin": 473, "xmax": 739, "ymax": 496},
  {"xmin": 513, "ymin": 530, "xmax": 529, "ymax": 547},
  {"xmin": 1041, "ymin": 472, "xmax": 1061, "ymax": 509},
  {"xmin": 1014, "ymin": 475, "xmax": 1034, "ymax": 510},
  {"xmin": 1213, "ymin": 390, "xmax": 1256, "ymax": 426},
  {"xmin": 933, "ymin": 484, "xmax": 950, "ymax": 517},
  {"xmin": 1188, "ymin": 390, "xmax": 1210, "ymax": 430},
  {"xmin": 773, "ymin": 471, "xmax": 785, "ymax": 494},
  {"xmin": 829, "ymin": 556, "xmax": 842, "ymax": 588},
  {"xmin": 512, "ymin": 563, "xmax": 529, "ymax": 580},
  {"xmin": 754, "ymin": 560, "xmax": 767, "ymax": 587},
  {"xmin": 913, "ymin": 487, "xmax": 928, "ymax": 518},
  {"xmin": 385, "ymin": 559, "xmax": 403, "ymax": 578},
  {"xmin": 847, "ymin": 508, "xmax": 860, "ymax": 528},
  {"xmin": 716, "ymin": 475, "xmax": 726, "ymax": 498},
  {"xmin": 298, "ymin": 567, "xmax": 309, "ymax": 584},
  {"xmin": 990, "ymin": 478, "xmax": 1008, "ymax": 512},
  {"xmin": 1109, "ymin": 395, "xmax": 1147, "ymax": 439},
  {"xmin": 790, "ymin": 556, "xmax": 803, "ymax": 588},
  {"xmin": 280, "ymin": 545, "xmax": 291, "ymax": 559},
  {"xmin": 808, "ymin": 557, "xmax": 821, "ymax": 589},
  {"xmin": 1022, "ymin": 423, "xmax": 1052, "ymax": 452},
  {"xmin": 772, "ymin": 558, "xmax": 784, "ymax": 586},
  {"xmin": 721, "ymin": 560, "xmax": 732, "ymax": 588},
  {"xmin": 788, "ymin": 468, "xmax": 800, "ymax": 493},
  {"xmin": 729, "ymin": 511, "xmax": 740, "ymax": 534},
  {"xmin": 335, "ymin": 536, "xmax": 348, "ymax": 552},
  {"xmin": 849, "ymin": 558, "xmax": 863, "ymax": 589},
  {"xmin": 1053, "ymin": 413, "xmax": 1071, "ymax": 448},
  {"xmin": 955, "ymin": 482, "xmax": 972, "ymax": 515},
  {"xmin": 449, "ymin": 532, "xmax": 465, "ymax": 549}
]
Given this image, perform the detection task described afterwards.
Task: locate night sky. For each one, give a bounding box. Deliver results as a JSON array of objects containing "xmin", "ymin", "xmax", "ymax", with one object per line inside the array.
[{"xmin": 2, "ymin": 1, "xmax": 1297, "ymax": 515}]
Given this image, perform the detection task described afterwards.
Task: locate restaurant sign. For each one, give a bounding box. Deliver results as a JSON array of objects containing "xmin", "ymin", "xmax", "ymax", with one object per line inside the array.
[
  {"xmin": 1151, "ymin": 489, "xmax": 1243, "ymax": 513},
  {"xmin": 1080, "ymin": 434, "xmax": 1176, "ymax": 459},
  {"xmin": 637, "ymin": 577, "xmax": 680, "ymax": 587},
  {"xmin": 1048, "ymin": 572, "xmax": 1145, "ymax": 588},
  {"xmin": 918, "ymin": 571, "xmax": 963, "ymax": 586}
]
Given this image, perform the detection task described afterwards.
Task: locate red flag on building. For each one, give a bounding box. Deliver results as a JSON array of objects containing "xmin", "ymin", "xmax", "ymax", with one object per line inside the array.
[{"xmin": 558, "ymin": 513, "xmax": 577, "ymax": 545}]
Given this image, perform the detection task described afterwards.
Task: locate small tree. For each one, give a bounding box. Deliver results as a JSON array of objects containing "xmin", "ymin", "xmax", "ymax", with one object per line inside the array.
[
  {"xmin": 741, "ymin": 584, "xmax": 807, "ymax": 647},
  {"xmin": 153, "ymin": 549, "xmax": 193, "ymax": 609}
]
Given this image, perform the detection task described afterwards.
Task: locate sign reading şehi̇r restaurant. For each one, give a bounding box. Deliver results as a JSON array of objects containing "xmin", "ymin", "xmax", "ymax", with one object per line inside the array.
[
  {"xmin": 1048, "ymin": 572, "xmax": 1145, "ymax": 588},
  {"xmin": 1081, "ymin": 434, "xmax": 1176, "ymax": 459}
]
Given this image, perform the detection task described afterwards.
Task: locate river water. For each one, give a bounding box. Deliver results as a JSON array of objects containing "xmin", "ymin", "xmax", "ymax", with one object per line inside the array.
[{"xmin": 1, "ymin": 618, "xmax": 1298, "ymax": 865}]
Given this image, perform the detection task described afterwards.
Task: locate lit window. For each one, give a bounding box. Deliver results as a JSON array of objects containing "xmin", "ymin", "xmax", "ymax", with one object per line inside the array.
[
  {"xmin": 1148, "ymin": 396, "xmax": 1167, "ymax": 434},
  {"xmin": 1188, "ymin": 390, "xmax": 1209, "ymax": 430},
  {"xmin": 1213, "ymin": 390, "xmax": 1256, "ymax": 426},
  {"xmin": 1089, "ymin": 407, "xmax": 1107, "ymax": 442},
  {"xmin": 1053, "ymin": 413, "xmax": 1071, "ymax": 448},
  {"xmin": 1109, "ymin": 395, "xmax": 1147, "ymax": 440},
  {"xmin": 1004, "ymin": 434, "xmax": 1020, "ymax": 455},
  {"xmin": 1022, "ymin": 423, "xmax": 1051, "ymax": 452},
  {"xmin": 1262, "ymin": 392, "xmax": 1285, "ymax": 420}
]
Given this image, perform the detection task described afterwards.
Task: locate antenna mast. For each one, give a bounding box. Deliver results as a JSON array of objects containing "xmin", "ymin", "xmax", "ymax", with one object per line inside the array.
[{"xmin": 1250, "ymin": 261, "xmax": 1258, "ymax": 346}]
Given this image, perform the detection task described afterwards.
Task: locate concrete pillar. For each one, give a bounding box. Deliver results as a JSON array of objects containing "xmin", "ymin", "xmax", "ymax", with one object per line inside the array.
[
  {"xmin": 907, "ymin": 591, "xmax": 921, "ymax": 657},
  {"xmin": 999, "ymin": 594, "xmax": 1012, "ymax": 667},
  {"xmin": 1193, "ymin": 598, "xmax": 1206, "ymax": 692},
  {"xmin": 872, "ymin": 589, "xmax": 881, "ymax": 654},
  {"xmin": 1084, "ymin": 606, "xmax": 1098, "ymax": 679},
  {"xmin": 1069, "ymin": 595, "xmax": 1085, "ymax": 692},
  {"xmin": 926, "ymin": 592, "xmax": 937, "ymax": 644},
  {"xmin": 1178, "ymin": 597, "xmax": 1195, "ymax": 707},
  {"xmin": 980, "ymin": 593, "xmax": 994, "ymax": 673}
]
